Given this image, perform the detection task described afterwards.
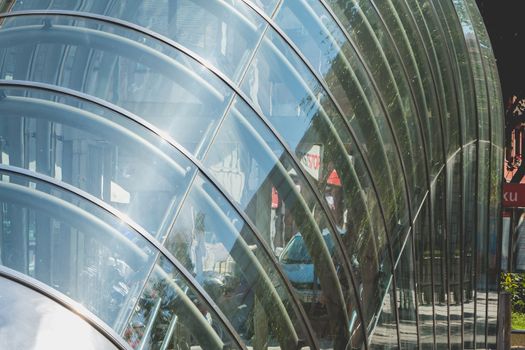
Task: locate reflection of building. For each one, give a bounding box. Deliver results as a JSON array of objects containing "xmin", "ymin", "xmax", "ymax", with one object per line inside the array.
[{"xmin": 0, "ymin": 0, "xmax": 502, "ymax": 349}]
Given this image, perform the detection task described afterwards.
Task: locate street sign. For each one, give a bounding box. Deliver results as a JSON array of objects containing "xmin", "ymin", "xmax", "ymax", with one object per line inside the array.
[{"xmin": 503, "ymin": 183, "xmax": 525, "ymax": 207}]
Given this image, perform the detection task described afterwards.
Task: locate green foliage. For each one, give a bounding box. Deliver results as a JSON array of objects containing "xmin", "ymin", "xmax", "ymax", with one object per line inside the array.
[
  {"xmin": 512, "ymin": 312, "xmax": 525, "ymax": 330},
  {"xmin": 501, "ymin": 273, "xmax": 525, "ymax": 313}
]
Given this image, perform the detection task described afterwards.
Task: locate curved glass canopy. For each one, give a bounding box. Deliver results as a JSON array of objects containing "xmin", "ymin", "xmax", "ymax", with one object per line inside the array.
[{"xmin": 0, "ymin": 0, "xmax": 503, "ymax": 349}]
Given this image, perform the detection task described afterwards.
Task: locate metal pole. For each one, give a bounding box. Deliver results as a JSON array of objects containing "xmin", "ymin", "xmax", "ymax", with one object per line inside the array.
[{"xmin": 497, "ymin": 291, "xmax": 511, "ymax": 350}]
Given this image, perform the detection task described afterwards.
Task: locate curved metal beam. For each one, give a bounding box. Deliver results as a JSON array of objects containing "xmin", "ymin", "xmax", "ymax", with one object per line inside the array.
[
  {"xmin": 0, "ymin": 266, "xmax": 131, "ymax": 350},
  {"xmin": 0, "ymin": 79, "xmax": 318, "ymax": 349}
]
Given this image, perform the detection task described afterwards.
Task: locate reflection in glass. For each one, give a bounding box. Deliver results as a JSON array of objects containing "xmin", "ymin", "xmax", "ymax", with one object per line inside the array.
[
  {"xmin": 475, "ymin": 143, "xmax": 489, "ymax": 349},
  {"xmin": 404, "ymin": 0, "xmax": 460, "ymax": 155},
  {"xmin": 434, "ymin": 0, "xmax": 477, "ymax": 144},
  {"xmin": 0, "ymin": 171, "xmax": 156, "ymax": 332},
  {"xmin": 8, "ymin": 0, "xmax": 267, "ymax": 83},
  {"xmin": 0, "ymin": 14, "xmax": 233, "ymax": 157},
  {"xmin": 0, "ymin": 275, "xmax": 118, "ymax": 350},
  {"xmin": 204, "ymin": 97, "xmax": 358, "ymax": 348},
  {"xmin": 123, "ymin": 255, "xmax": 239, "ymax": 350},
  {"xmin": 446, "ymin": 156, "xmax": 462, "ymax": 349},
  {"xmin": 463, "ymin": 145, "xmax": 477, "ymax": 348},
  {"xmin": 487, "ymin": 144, "xmax": 501, "ymax": 349},
  {"xmin": 369, "ymin": 279, "xmax": 398, "ymax": 349},
  {"xmin": 395, "ymin": 235, "xmax": 418, "ymax": 349},
  {"xmin": 324, "ymin": 0, "xmax": 426, "ymax": 237},
  {"xmin": 432, "ymin": 173, "xmax": 448, "ymax": 349},
  {"xmin": 372, "ymin": 0, "xmax": 444, "ymax": 178},
  {"xmin": 165, "ymin": 174, "xmax": 308, "ymax": 349},
  {"xmin": 414, "ymin": 200, "xmax": 435, "ymax": 349},
  {"xmin": 272, "ymin": 2, "xmax": 399, "ymax": 332},
  {"xmin": 0, "ymin": 86, "xmax": 195, "ymax": 240}
]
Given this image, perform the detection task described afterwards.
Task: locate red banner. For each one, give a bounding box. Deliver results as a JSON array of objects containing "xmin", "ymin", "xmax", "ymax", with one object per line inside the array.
[{"xmin": 503, "ymin": 183, "xmax": 525, "ymax": 207}]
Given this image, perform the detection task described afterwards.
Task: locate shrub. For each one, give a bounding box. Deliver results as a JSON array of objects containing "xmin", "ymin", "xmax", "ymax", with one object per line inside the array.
[{"xmin": 501, "ymin": 273, "xmax": 525, "ymax": 313}]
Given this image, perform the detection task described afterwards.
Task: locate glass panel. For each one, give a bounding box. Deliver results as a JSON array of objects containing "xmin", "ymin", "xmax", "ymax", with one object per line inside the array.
[
  {"xmin": 373, "ymin": 0, "xmax": 444, "ymax": 178},
  {"xmin": 324, "ymin": 0, "xmax": 426, "ymax": 232},
  {"xmin": 452, "ymin": 0, "xmax": 490, "ymax": 142},
  {"xmin": 246, "ymin": 0, "xmax": 280, "ymax": 17},
  {"xmin": 122, "ymin": 255, "xmax": 239, "ymax": 350},
  {"xmin": 204, "ymin": 97, "xmax": 360, "ymax": 348},
  {"xmin": 475, "ymin": 142, "xmax": 490, "ymax": 349},
  {"xmin": 369, "ymin": 278, "xmax": 398, "ymax": 349},
  {"xmin": 432, "ymin": 172, "xmax": 448, "ymax": 349},
  {"xmin": 0, "ymin": 14, "xmax": 233, "ymax": 157},
  {"xmin": 395, "ymin": 234, "xmax": 418, "ymax": 349},
  {"xmin": 240, "ymin": 26, "xmax": 400, "ymax": 334},
  {"xmin": 0, "ymin": 171, "xmax": 157, "ymax": 333},
  {"xmin": 272, "ymin": 0, "xmax": 399, "ymax": 333},
  {"xmin": 404, "ymin": 0, "xmax": 461, "ymax": 155},
  {"xmin": 6, "ymin": 0, "xmax": 267, "ymax": 82},
  {"xmin": 0, "ymin": 86, "xmax": 195, "ymax": 240},
  {"xmin": 462, "ymin": 2, "xmax": 502, "ymax": 342},
  {"xmin": 463, "ymin": 144, "xmax": 477, "ymax": 348},
  {"xmin": 486, "ymin": 143, "xmax": 502, "ymax": 348},
  {"xmin": 0, "ymin": 276, "xmax": 118, "ymax": 350},
  {"xmin": 164, "ymin": 174, "xmax": 309, "ymax": 349},
  {"xmin": 434, "ymin": 0, "xmax": 477, "ymax": 144},
  {"xmin": 446, "ymin": 155, "xmax": 462, "ymax": 349},
  {"xmin": 414, "ymin": 199, "xmax": 435, "ymax": 349}
]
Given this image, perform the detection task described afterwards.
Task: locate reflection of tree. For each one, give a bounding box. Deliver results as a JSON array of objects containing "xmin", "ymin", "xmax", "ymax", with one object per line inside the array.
[{"xmin": 165, "ymin": 232, "xmax": 193, "ymax": 275}]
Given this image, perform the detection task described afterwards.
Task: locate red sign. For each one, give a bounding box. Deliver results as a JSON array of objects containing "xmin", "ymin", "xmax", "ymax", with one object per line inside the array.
[{"xmin": 503, "ymin": 183, "xmax": 525, "ymax": 207}]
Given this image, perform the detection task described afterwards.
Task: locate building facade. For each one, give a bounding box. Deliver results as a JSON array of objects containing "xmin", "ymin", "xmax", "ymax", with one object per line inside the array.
[{"xmin": 0, "ymin": 0, "xmax": 503, "ymax": 349}]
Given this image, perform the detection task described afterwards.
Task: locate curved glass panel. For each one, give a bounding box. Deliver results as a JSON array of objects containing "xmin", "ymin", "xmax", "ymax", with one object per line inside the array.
[
  {"xmin": 404, "ymin": 0, "xmax": 461, "ymax": 155},
  {"xmin": 0, "ymin": 275, "xmax": 119, "ymax": 350},
  {"xmin": 204, "ymin": 97, "xmax": 359, "ymax": 348},
  {"xmin": 475, "ymin": 142, "xmax": 490, "ymax": 349},
  {"xmin": 434, "ymin": 0, "xmax": 477, "ymax": 144},
  {"xmin": 369, "ymin": 277, "xmax": 398, "ymax": 349},
  {"xmin": 122, "ymin": 255, "xmax": 239, "ymax": 350},
  {"xmin": 452, "ymin": 0, "xmax": 489, "ymax": 142},
  {"xmin": 7, "ymin": 0, "xmax": 267, "ymax": 83},
  {"xmin": 372, "ymin": 0, "xmax": 444, "ymax": 178},
  {"xmin": 324, "ymin": 0, "xmax": 426, "ymax": 230},
  {"xmin": 432, "ymin": 172, "xmax": 448, "ymax": 349},
  {"xmin": 446, "ymin": 155, "xmax": 462, "ymax": 349},
  {"xmin": 0, "ymin": 14, "xmax": 233, "ymax": 157},
  {"xmin": 413, "ymin": 199, "xmax": 435, "ymax": 348},
  {"xmin": 0, "ymin": 0, "xmax": 506, "ymax": 348},
  {"xmin": 272, "ymin": 1, "xmax": 408, "ymax": 258},
  {"xmin": 272, "ymin": 0, "xmax": 398, "ymax": 332},
  {"xmin": 247, "ymin": 0, "xmax": 280, "ymax": 17},
  {"xmin": 164, "ymin": 173, "xmax": 309, "ymax": 349},
  {"xmin": 463, "ymin": 143, "xmax": 477, "ymax": 348},
  {"xmin": 0, "ymin": 171, "xmax": 157, "ymax": 331},
  {"xmin": 0, "ymin": 170, "xmax": 239, "ymax": 349},
  {"xmin": 395, "ymin": 234, "xmax": 417, "ymax": 349},
  {"xmin": 0, "ymin": 85, "xmax": 195, "ymax": 240}
]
